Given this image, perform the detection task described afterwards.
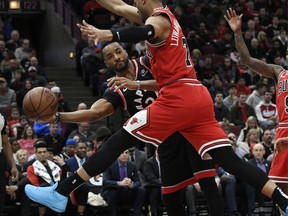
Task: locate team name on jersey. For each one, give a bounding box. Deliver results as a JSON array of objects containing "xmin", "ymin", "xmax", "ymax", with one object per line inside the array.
[
  {"xmin": 171, "ymin": 20, "xmax": 180, "ymax": 46},
  {"xmin": 134, "ymin": 89, "xmax": 157, "ymax": 110},
  {"xmin": 278, "ymin": 79, "xmax": 288, "ymax": 96}
]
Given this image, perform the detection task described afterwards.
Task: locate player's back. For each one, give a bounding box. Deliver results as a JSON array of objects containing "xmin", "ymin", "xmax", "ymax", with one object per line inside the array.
[
  {"xmin": 145, "ymin": 7, "xmax": 196, "ymax": 88},
  {"xmin": 276, "ymin": 69, "xmax": 288, "ymax": 124}
]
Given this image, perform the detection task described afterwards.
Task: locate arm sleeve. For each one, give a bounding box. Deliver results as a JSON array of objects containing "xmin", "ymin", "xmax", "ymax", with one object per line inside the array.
[{"xmin": 27, "ymin": 165, "xmax": 40, "ymax": 186}]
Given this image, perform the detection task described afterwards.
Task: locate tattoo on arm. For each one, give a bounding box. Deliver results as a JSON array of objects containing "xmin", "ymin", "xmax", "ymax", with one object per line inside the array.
[{"xmin": 234, "ymin": 33, "xmax": 276, "ymax": 79}]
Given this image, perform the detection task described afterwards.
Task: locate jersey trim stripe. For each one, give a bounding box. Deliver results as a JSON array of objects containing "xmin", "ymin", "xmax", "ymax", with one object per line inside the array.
[
  {"xmin": 115, "ymin": 87, "xmax": 127, "ymax": 110},
  {"xmin": 199, "ymin": 139, "xmax": 231, "ymax": 158},
  {"xmin": 162, "ymin": 177, "xmax": 197, "ymax": 194}
]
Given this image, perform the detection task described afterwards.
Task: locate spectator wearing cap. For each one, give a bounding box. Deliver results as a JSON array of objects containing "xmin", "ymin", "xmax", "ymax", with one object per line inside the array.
[
  {"xmin": 51, "ymin": 86, "xmax": 71, "ymax": 112},
  {"xmin": 29, "ymin": 56, "xmax": 47, "ymax": 80},
  {"xmin": 27, "ymin": 66, "xmax": 47, "ymax": 87},
  {"xmin": 59, "ymin": 138, "xmax": 76, "ymax": 160},
  {"xmin": 0, "ymin": 76, "xmax": 17, "ymax": 107}
]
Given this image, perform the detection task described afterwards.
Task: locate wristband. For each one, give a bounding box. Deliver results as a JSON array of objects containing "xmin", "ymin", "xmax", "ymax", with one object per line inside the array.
[
  {"xmin": 54, "ymin": 112, "xmax": 60, "ymax": 123},
  {"xmin": 136, "ymin": 80, "xmax": 141, "ymax": 90}
]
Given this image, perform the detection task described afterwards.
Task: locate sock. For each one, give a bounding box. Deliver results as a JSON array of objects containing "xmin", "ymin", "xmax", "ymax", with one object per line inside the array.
[
  {"xmin": 271, "ymin": 187, "xmax": 288, "ymax": 212},
  {"xmin": 56, "ymin": 173, "xmax": 85, "ymax": 196}
]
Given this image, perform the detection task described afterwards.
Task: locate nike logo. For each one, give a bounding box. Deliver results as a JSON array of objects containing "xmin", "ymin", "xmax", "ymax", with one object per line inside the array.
[{"xmin": 72, "ymin": 179, "xmax": 76, "ymax": 184}]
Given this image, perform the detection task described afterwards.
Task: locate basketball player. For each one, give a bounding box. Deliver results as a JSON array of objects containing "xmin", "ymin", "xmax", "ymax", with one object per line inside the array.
[
  {"xmin": 41, "ymin": 41, "xmax": 225, "ymax": 215},
  {"xmin": 25, "ymin": 0, "xmax": 288, "ymax": 215},
  {"xmin": 0, "ymin": 111, "xmax": 19, "ymax": 214},
  {"xmin": 225, "ymin": 8, "xmax": 288, "ymax": 214}
]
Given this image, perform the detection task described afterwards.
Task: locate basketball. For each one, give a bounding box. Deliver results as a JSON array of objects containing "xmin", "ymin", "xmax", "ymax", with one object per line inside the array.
[{"xmin": 22, "ymin": 87, "xmax": 58, "ymax": 122}]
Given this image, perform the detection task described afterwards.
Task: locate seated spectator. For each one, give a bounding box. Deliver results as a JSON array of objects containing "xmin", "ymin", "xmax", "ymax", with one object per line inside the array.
[
  {"xmin": 209, "ymin": 78, "xmax": 228, "ymax": 99},
  {"xmin": 230, "ymin": 92, "xmax": 256, "ymax": 127},
  {"xmin": 237, "ymin": 116, "xmax": 263, "ymax": 143},
  {"xmin": 217, "ymin": 56, "xmax": 237, "ymax": 86},
  {"xmin": 143, "ymin": 149, "xmax": 163, "ymax": 216},
  {"xmin": 0, "ymin": 49, "xmax": 15, "ymax": 74},
  {"xmin": 26, "ymin": 141, "xmax": 63, "ymax": 216},
  {"xmin": 236, "ymin": 77, "xmax": 251, "ymax": 96},
  {"xmin": 27, "ymin": 66, "xmax": 47, "ymax": 87},
  {"xmin": 246, "ymin": 82, "xmax": 266, "ymax": 108},
  {"xmin": 9, "ymin": 138, "xmax": 20, "ymax": 164},
  {"xmin": 68, "ymin": 122, "xmax": 95, "ymax": 144},
  {"xmin": 29, "ymin": 56, "xmax": 47, "ymax": 80},
  {"xmin": 12, "ymin": 115, "xmax": 28, "ymax": 140},
  {"xmin": 51, "ymin": 86, "xmax": 72, "ymax": 112},
  {"xmin": 33, "ymin": 121, "xmax": 62, "ymax": 138},
  {"xmin": 260, "ymin": 129, "xmax": 274, "ymax": 160},
  {"xmin": 9, "ymin": 69, "xmax": 25, "ymax": 100},
  {"xmin": 59, "ymin": 138, "xmax": 76, "ymax": 160},
  {"xmin": 255, "ymin": 90, "xmax": 278, "ymax": 130},
  {"xmin": 2, "ymin": 58, "xmax": 24, "ymax": 85},
  {"xmin": 245, "ymin": 143, "xmax": 271, "ymax": 215},
  {"xmin": 18, "ymin": 125, "xmax": 38, "ymax": 157},
  {"xmin": 223, "ymin": 83, "xmax": 238, "ymax": 110},
  {"xmin": 6, "ymin": 30, "xmax": 22, "ymax": 51},
  {"xmin": 15, "ymin": 148, "xmax": 28, "ymax": 171},
  {"xmin": 237, "ymin": 128, "xmax": 260, "ymax": 156},
  {"xmin": 14, "ymin": 39, "xmax": 30, "ymax": 62},
  {"xmin": 16, "ymin": 79, "xmax": 33, "ymax": 108},
  {"xmin": 0, "ymin": 77, "xmax": 17, "ymax": 107},
  {"xmin": 214, "ymin": 91, "xmax": 231, "ymax": 125},
  {"xmin": 101, "ymin": 149, "xmax": 145, "ymax": 216},
  {"xmin": 42, "ymin": 122, "xmax": 65, "ymax": 156},
  {"xmin": 7, "ymin": 107, "xmax": 20, "ymax": 133}
]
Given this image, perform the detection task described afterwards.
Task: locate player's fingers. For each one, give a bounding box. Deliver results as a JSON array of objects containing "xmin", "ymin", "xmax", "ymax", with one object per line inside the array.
[{"xmin": 226, "ymin": 10, "xmax": 231, "ymax": 19}]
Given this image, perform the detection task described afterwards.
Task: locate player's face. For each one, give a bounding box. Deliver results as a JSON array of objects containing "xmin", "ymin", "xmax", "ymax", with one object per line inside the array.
[
  {"xmin": 103, "ymin": 43, "xmax": 129, "ymax": 72},
  {"xmin": 36, "ymin": 148, "xmax": 48, "ymax": 163}
]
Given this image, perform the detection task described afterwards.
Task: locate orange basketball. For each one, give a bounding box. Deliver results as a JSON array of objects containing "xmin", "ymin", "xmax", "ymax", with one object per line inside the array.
[{"xmin": 22, "ymin": 87, "xmax": 58, "ymax": 122}]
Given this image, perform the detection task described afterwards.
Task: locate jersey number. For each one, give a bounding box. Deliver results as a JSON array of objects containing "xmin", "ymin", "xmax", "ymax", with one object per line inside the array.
[
  {"xmin": 182, "ymin": 37, "xmax": 192, "ymax": 67},
  {"xmin": 285, "ymin": 96, "xmax": 288, "ymax": 114}
]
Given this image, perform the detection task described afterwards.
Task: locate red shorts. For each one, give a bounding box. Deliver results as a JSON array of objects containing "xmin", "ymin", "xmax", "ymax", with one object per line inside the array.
[
  {"xmin": 268, "ymin": 128, "xmax": 288, "ymax": 183},
  {"xmin": 123, "ymin": 79, "xmax": 231, "ymax": 159}
]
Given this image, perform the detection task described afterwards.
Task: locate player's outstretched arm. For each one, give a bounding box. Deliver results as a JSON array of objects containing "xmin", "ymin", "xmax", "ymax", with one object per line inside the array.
[
  {"xmin": 55, "ymin": 99, "xmax": 114, "ymax": 123},
  {"xmin": 96, "ymin": 0, "xmax": 143, "ymax": 25},
  {"xmin": 107, "ymin": 77, "xmax": 159, "ymax": 92},
  {"xmin": 225, "ymin": 8, "xmax": 283, "ymax": 79}
]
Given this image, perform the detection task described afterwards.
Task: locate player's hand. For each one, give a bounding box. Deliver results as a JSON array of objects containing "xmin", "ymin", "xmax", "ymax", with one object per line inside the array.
[
  {"xmin": 107, "ymin": 77, "xmax": 138, "ymax": 91},
  {"xmin": 11, "ymin": 166, "xmax": 19, "ymax": 182},
  {"xmin": 77, "ymin": 20, "xmax": 112, "ymax": 45},
  {"xmin": 224, "ymin": 8, "xmax": 243, "ymax": 32}
]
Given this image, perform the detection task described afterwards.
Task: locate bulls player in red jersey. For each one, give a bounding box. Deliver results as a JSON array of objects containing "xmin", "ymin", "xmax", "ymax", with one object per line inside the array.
[
  {"xmin": 225, "ymin": 8, "xmax": 288, "ymax": 214},
  {"xmin": 25, "ymin": 1, "xmax": 288, "ymax": 215}
]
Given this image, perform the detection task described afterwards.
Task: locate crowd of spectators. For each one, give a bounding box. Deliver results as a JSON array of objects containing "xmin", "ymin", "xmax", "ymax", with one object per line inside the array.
[{"xmin": 0, "ymin": 0, "xmax": 288, "ymax": 215}]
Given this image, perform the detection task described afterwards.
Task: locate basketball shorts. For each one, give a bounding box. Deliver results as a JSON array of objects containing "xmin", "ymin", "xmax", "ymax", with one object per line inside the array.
[
  {"xmin": 268, "ymin": 127, "xmax": 288, "ymax": 183},
  {"xmin": 123, "ymin": 79, "xmax": 231, "ymax": 159},
  {"xmin": 158, "ymin": 132, "xmax": 216, "ymax": 194}
]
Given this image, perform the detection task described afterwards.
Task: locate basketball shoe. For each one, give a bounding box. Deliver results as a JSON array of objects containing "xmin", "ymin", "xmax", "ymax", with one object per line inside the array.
[{"xmin": 25, "ymin": 182, "xmax": 68, "ymax": 213}]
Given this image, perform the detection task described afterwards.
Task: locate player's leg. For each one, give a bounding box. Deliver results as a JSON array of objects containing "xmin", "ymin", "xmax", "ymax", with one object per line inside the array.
[
  {"xmin": 25, "ymin": 128, "xmax": 141, "ymax": 212},
  {"xmin": 208, "ymin": 146, "xmax": 288, "ymax": 213},
  {"xmin": 158, "ymin": 132, "xmax": 224, "ymax": 216}
]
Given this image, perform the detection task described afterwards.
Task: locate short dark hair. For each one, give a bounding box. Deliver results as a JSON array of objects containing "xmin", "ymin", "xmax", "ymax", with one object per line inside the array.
[
  {"xmin": 228, "ymin": 83, "xmax": 237, "ymax": 90},
  {"xmin": 34, "ymin": 140, "xmax": 47, "ymax": 150}
]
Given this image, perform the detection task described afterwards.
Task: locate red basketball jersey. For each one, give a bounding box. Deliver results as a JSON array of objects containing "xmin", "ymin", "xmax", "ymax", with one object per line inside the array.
[
  {"xmin": 145, "ymin": 7, "xmax": 197, "ymax": 88},
  {"xmin": 276, "ymin": 69, "xmax": 288, "ymax": 135}
]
